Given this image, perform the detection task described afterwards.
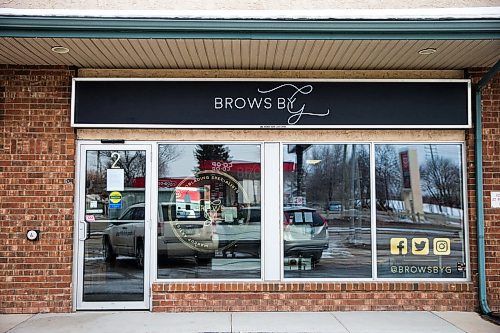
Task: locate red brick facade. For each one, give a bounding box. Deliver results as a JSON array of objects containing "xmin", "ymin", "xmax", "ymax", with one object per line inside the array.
[
  {"xmin": 0, "ymin": 65, "xmax": 76, "ymax": 313},
  {"xmin": 467, "ymin": 69, "xmax": 500, "ymax": 313},
  {"xmin": 152, "ymin": 282, "xmax": 476, "ymax": 312},
  {"xmin": 0, "ymin": 65, "xmax": 499, "ymax": 313}
]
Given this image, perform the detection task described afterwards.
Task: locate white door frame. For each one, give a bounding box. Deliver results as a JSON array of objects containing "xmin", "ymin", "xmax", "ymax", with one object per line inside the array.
[{"xmin": 73, "ymin": 142, "xmax": 152, "ymax": 310}]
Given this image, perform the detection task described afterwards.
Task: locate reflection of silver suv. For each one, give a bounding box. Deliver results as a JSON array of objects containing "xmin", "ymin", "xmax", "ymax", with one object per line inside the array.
[
  {"xmin": 157, "ymin": 203, "xmax": 218, "ymax": 263},
  {"xmin": 102, "ymin": 203, "xmax": 146, "ymax": 268},
  {"xmin": 283, "ymin": 206, "xmax": 329, "ymax": 263},
  {"xmin": 102, "ymin": 203, "xmax": 218, "ymax": 267}
]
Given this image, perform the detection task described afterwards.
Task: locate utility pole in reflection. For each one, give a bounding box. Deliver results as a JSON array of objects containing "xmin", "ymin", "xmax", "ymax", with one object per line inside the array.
[{"xmin": 296, "ymin": 145, "xmax": 304, "ymax": 198}]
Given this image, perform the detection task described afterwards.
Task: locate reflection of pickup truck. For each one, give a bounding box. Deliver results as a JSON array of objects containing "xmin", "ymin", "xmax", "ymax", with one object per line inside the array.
[{"xmin": 102, "ymin": 203, "xmax": 218, "ymax": 267}]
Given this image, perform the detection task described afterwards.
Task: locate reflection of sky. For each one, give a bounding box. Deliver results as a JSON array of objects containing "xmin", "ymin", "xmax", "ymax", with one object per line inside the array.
[
  {"xmin": 387, "ymin": 144, "xmax": 462, "ymax": 165},
  {"xmin": 283, "ymin": 144, "xmax": 370, "ymax": 163},
  {"xmin": 283, "ymin": 144, "xmax": 463, "ymax": 166},
  {"xmin": 163, "ymin": 144, "xmax": 261, "ymax": 178}
]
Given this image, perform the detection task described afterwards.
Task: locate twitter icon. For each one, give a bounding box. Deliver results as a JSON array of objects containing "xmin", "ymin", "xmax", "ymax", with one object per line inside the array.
[{"xmin": 412, "ymin": 238, "xmax": 429, "ymax": 255}]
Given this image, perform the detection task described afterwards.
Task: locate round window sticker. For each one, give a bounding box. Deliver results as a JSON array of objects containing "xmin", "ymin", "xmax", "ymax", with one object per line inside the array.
[
  {"xmin": 109, "ymin": 191, "xmax": 122, "ymax": 204},
  {"xmin": 167, "ymin": 170, "xmax": 252, "ymax": 254}
]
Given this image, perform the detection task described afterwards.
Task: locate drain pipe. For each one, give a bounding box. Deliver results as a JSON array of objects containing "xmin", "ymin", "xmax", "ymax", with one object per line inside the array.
[{"xmin": 474, "ymin": 60, "xmax": 500, "ymax": 317}]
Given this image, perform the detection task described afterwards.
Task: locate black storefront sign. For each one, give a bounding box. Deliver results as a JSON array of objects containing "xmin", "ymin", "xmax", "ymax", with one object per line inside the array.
[{"xmin": 72, "ymin": 79, "xmax": 470, "ymax": 129}]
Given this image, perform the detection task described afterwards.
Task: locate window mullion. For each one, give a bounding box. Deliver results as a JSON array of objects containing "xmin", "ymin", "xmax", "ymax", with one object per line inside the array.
[{"xmin": 263, "ymin": 142, "xmax": 282, "ymax": 281}]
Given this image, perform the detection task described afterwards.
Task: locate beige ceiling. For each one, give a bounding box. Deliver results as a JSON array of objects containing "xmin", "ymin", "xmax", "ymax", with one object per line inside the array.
[{"xmin": 1, "ymin": 37, "xmax": 499, "ymax": 69}]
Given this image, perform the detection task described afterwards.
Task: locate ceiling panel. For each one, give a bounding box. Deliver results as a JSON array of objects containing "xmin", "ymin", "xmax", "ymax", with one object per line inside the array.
[{"xmin": 1, "ymin": 37, "xmax": 498, "ymax": 70}]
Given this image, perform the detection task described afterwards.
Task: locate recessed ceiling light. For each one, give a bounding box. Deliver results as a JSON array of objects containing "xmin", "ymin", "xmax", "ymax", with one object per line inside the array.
[
  {"xmin": 51, "ymin": 46, "xmax": 70, "ymax": 54},
  {"xmin": 418, "ymin": 48, "xmax": 437, "ymax": 55}
]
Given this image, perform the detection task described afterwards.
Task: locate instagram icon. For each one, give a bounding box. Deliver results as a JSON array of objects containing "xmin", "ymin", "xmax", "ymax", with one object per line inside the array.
[{"xmin": 433, "ymin": 238, "xmax": 451, "ymax": 255}]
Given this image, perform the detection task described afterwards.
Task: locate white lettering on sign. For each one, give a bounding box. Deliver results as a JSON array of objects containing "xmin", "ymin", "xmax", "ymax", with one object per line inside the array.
[
  {"xmin": 214, "ymin": 97, "xmax": 273, "ymax": 110},
  {"xmin": 259, "ymin": 84, "xmax": 331, "ymax": 124},
  {"xmin": 214, "ymin": 84, "xmax": 331, "ymax": 125}
]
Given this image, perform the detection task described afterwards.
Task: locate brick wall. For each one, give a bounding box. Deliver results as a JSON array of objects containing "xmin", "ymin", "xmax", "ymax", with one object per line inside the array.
[
  {"xmin": 0, "ymin": 65, "xmax": 498, "ymax": 313},
  {"xmin": 467, "ymin": 69, "xmax": 500, "ymax": 313},
  {"xmin": 0, "ymin": 65, "xmax": 75, "ymax": 313},
  {"xmin": 152, "ymin": 282, "xmax": 476, "ymax": 312}
]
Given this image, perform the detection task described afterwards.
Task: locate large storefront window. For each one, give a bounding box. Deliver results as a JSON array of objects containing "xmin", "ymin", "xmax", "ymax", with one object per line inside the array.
[
  {"xmin": 282, "ymin": 142, "xmax": 467, "ymax": 280},
  {"xmin": 375, "ymin": 144, "xmax": 467, "ymax": 279},
  {"xmin": 157, "ymin": 144, "xmax": 261, "ymax": 279},
  {"xmin": 283, "ymin": 144, "xmax": 372, "ymax": 278}
]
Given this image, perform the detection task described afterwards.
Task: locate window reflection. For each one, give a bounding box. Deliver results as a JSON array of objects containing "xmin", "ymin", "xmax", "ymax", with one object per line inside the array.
[
  {"xmin": 157, "ymin": 144, "xmax": 261, "ymax": 279},
  {"xmin": 84, "ymin": 150, "xmax": 146, "ymax": 302},
  {"xmin": 283, "ymin": 144, "xmax": 372, "ymax": 278},
  {"xmin": 375, "ymin": 144, "xmax": 466, "ymax": 278}
]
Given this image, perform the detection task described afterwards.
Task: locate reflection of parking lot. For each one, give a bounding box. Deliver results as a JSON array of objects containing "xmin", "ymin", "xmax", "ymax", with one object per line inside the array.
[
  {"xmin": 286, "ymin": 218, "xmax": 372, "ymax": 278},
  {"xmin": 287, "ymin": 212, "xmax": 465, "ymax": 279},
  {"xmin": 157, "ymin": 251, "xmax": 261, "ymax": 279},
  {"xmin": 83, "ymin": 215, "xmax": 465, "ymax": 284},
  {"xmin": 83, "ymin": 234, "xmax": 144, "ymax": 302}
]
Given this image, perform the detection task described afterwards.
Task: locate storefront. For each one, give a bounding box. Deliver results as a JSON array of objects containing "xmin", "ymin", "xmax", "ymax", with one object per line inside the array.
[
  {"xmin": 66, "ymin": 77, "xmax": 474, "ymax": 310},
  {"xmin": 1, "ymin": 6, "xmax": 499, "ymax": 314}
]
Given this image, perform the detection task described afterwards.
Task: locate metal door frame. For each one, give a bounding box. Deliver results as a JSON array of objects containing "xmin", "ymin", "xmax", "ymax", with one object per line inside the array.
[{"xmin": 73, "ymin": 142, "xmax": 152, "ymax": 310}]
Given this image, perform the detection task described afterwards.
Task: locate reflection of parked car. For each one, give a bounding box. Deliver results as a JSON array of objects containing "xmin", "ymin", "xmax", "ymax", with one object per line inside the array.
[
  {"xmin": 283, "ymin": 206, "xmax": 329, "ymax": 263},
  {"xmin": 176, "ymin": 209, "xmax": 200, "ymax": 219},
  {"xmin": 215, "ymin": 207, "xmax": 261, "ymax": 258},
  {"xmin": 102, "ymin": 202, "xmax": 218, "ymax": 268},
  {"xmin": 102, "ymin": 203, "xmax": 146, "ymax": 268},
  {"xmin": 326, "ymin": 201, "xmax": 342, "ymax": 212},
  {"xmin": 157, "ymin": 203, "xmax": 218, "ymax": 263}
]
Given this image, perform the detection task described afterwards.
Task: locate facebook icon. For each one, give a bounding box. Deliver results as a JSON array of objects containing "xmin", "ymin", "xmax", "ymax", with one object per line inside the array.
[{"xmin": 390, "ymin": 238, "xmax": 408, "ymax": 255}]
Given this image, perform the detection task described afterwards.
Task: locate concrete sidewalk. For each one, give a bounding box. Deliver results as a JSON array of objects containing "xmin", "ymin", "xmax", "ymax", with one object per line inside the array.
[{"xmin": 1, "ymin": 311, "xmax": 499, "ymax": 333}]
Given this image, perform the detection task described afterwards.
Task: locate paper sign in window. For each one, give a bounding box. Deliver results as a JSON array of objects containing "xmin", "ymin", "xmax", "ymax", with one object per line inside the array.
[
  {"xmin": 294, "ymin": 212, "xmax": 303, "ymax": 223},
  {"xmin": 304, "ymin": 212, "xmax": 313, "ymax": 223},
  {"xmin": 107, "ymin": 168, "xmax": 124, "ymax": 191}
]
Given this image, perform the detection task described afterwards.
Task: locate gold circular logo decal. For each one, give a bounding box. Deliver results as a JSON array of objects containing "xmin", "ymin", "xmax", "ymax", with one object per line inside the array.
[{"xmin": 167, "ymin": 170, "xmax": 252, "ymax": 253}]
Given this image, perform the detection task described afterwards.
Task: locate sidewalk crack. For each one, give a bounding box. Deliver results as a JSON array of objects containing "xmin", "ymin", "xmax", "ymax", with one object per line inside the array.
[
  {"xmin": 329, "ymin": 312, "xmax": 351, "ymax": 333},
  {"xmin": 6, "ymin": 313, "xmax": 37, "ymax": 333},
  {"xmin": 430, "ymin": 311, "xmax": 467, "ymax": 333}
]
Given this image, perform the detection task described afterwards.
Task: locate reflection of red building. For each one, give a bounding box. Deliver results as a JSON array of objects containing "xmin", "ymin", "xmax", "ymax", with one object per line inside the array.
[
  {"xmin": 131, "ymin": 177, "xmax": 192, "ymax": 188},
  {"xmin": 131, "ymin": 161, "xmax": 295, "ymax": 189},
  {"xmin": 175, "ymin": 187, "xmax": 201, "ymax": 202},
  {"xmin": 199, "ymin": 160, "xmax": 295, "ymax": 172}
]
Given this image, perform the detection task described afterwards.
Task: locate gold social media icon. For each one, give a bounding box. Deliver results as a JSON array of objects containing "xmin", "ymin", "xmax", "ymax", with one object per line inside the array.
[
  {"xmin": 412, "ymin": 238, "xmax": 429, "ymax": 255},
  {"xmin": 390, "ymin": 238, "xmax": 407, "ymax": 255},
  {"xmin": 433, "ymin": 238, "xmax": 451, "ymax": 255}
]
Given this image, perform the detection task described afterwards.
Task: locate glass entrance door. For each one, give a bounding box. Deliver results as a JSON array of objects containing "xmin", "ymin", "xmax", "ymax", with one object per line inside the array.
[{"xmin": 76, "ymin": 144, "xmax": 151, "ymax": 310}]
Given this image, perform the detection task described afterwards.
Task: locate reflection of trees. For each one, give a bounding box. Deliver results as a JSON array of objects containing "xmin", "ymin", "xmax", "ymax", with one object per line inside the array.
[
  {"xmin": 158, "ymin": 145, "xmax": 180, "ymax": 177},
  {"xmin": 305, "ymin": 145, "xmax": 343, "ymax": 206},
  {"xmin": 357, "ymin": 148, "xmax": 371, "ymax": 208},
  {"xmin": 304, "ymin": 145, "xmax": 370, "ymax": 209},
  {"xmin": 193, "ymin": 144, "xmax": 234, "ymax": 205},
  {"xmin": 86, "ymin": 169, "xmax": 105, "ymax": 195},
  {"xmin": 105, "ymin": 151, "xmax": 146, "ymax": 185},
  {"xmin": 375, "ymin": 145, "xmax": 401, "ymax": 211},
  {"xmin": 194, "ymin": 144, "xmax": 230, "ymax": 170},
  {"xmin": 420, "ymin": 156, "xmax": 461, "ymax": 210},
  {"xmin": 89, "ymin": 151, "xmax": 147, "ymax": 187},
  {"xmin": 302, "ymin": 144, "xmax": 370, "ymax": 245}
]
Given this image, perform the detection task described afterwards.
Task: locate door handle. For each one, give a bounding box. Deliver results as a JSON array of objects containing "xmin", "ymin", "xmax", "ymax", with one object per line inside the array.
[{"xmin": 79, "ymin": 221, "xmax": 89, "ymax": 241}]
